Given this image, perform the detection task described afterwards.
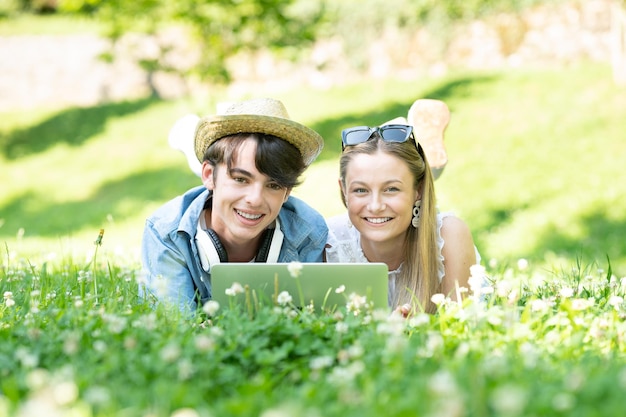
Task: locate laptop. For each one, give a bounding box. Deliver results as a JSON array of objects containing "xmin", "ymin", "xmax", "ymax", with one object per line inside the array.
[{"xmin": 210, "ymin": 262, "xmax": 389, "ymax": 312}]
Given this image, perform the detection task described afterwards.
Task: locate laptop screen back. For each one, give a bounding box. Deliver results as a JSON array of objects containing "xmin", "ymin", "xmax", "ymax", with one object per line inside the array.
[{"xmin": 210, "ymin": 262, "xmax": 389, "ymax": 312}]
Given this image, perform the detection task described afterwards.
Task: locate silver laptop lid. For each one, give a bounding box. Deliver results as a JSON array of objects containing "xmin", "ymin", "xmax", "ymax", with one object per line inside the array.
[{"xmin": 210, "ymin": 262, "xmax": 389, "ymax": 313}]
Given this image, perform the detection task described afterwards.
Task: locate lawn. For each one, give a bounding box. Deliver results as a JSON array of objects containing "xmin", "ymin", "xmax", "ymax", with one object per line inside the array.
[{"xmin": 3, "ymin": 20, "xmax": 626, "ymax": 417}]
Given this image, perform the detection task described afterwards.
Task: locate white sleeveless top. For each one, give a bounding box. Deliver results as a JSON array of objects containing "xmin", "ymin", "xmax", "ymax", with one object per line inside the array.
[
  {"xmin": 325, "ymin": 212, "xmax": 480, "ymax": 302},
  {"xmin": 325, "ymin": 212, "xmax": 448, "ymax": 280}
]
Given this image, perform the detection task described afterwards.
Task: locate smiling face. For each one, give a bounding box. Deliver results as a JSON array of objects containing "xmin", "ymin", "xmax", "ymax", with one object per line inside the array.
[
  {"xmin": 341, "ymin": 150, "xmax": 419, "ymax": 249},
  {"xmin": 202, "ymin": 138, "xmax": 289, "ymax": 252}
]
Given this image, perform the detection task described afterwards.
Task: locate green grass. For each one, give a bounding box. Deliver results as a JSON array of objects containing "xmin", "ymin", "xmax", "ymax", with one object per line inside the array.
[
  {"xmin": 2, "ymin": 252, "xmax": 626, "ymax": 416},
  {"xmin": 1, "ymin": 59, "xmax": 624, "ymax": 276},
  {"xmin": 2, "ymin": 42, "xmax": 626, "ymax": 416}
]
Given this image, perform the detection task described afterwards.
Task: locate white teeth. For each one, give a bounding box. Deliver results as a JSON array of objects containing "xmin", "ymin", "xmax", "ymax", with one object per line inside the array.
[
  {"xmin": 366, "ymin": 217, "xmax": 391, "ymax": 224},
  {"xmin": 237, "ymin": 210, "xmax": 262, "ymax": 220}
]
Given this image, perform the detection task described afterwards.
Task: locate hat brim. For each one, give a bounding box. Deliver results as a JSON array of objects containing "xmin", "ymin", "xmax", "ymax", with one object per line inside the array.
[{"xmin": 195, "ymin": 114, "xmax": 324, "ymax": 166}]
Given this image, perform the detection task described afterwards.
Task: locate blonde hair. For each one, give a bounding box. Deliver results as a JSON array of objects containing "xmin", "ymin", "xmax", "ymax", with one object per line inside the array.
[{"xmin": 339, "ymin": 136, "xmax": 440, "ymax": 313}]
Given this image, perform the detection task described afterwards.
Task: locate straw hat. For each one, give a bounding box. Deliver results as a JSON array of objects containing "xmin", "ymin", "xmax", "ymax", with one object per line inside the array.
[{"xmin": 194, "ymin": 98, "xmax": 324, "ymax": 166}]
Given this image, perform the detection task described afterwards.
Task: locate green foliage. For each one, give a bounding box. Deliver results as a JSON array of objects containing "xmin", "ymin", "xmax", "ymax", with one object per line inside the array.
[
  {"xmin": 2, "ymin": 248, "xmax": 626, "ymax": 416},
  {"xmin": 76, "ymin": 0, "xmax": 325, "ymax": 85}
]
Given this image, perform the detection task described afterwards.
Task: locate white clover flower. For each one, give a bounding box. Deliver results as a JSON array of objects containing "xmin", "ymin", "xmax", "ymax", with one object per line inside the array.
[
  {"xmin": 202, "ymin": 300, "xmax": 220, "ymax": 316},
  {"xmin": 93, "ymin": 340, "xmax": 107, "ymax": 353},
  {"xmin": 346, "ymin": 293, "xmax": 368, "ymax": 315},
  {"xmin": 552, "ymin": 392, "xmax": 575, "ymax": 412},
  {"xmin": 559, "ymin": 287, "xmax": 574, "ymax": 298},
  {"xmin": 25, "ymin": 369, "xmax": 49, "ymax": 391},
  {"xmin": 84, "ymin": 386, "xmax": 111, "ymax": 407},
  {"xmin": 376, "ymin": 314, "xmax": 406, "ymax": 337},
  {"xmin": 3, "ymin": 291, "xmax": 14, "ymax": 307},
  {"xmin": 15, "ymin": 347, "xmax": 38, "ymax": 368},
  {"xmin": 287, "ymin": 261, "xmax": 303, "ymax": 278},
  {"xmin": 490, "ymin": 384, "xmax": 527, "ymax": 415},
  {"xmin": 431, "ymin": 293, "xmax": 446, "ymax": 306},
  {"xmin": 530, "ymin": 298, "xmax": 550, "ymax": 313},
  {"xmin": 470, "ymin": 264, "xmax": 486, "ymax": 278},
  {"xmin": 408, "ymin": 313, "xmax": 430, "ymax": 328},
  {"xmin": 276, "ymin": 291, "xmax": 292, "ymax": 306},
  {"xmin": 210, "ymin": 326, "xmax": 224, "ymax": 337},
  {"xmin": 327, "ymin": 361, "xmax": 365, "ymax": 385},
  {"xmin": 310, "ymin": 355, "xmax": 334, "ymax": 370},
  {"xmin": 571, "ymin": 298, "xmax": 594, "ymax": 311},
  {"xmin": 225, "ymin": 282, "xmax": 244, "ymax": 296},
  {"xmin": 335, "ymin": 285, "xmax": 345, "ymax": 294},
  {"xmin": 429, "ymin": 370, "xmax": 458, "ymax": 396},
  {"xmin": 177, "ymin": 358, "xmax": 194, "ymax": 380},
  {"xmin": 160, "ymin": 343, "xmax": 181, "ymax": 363},
  {"xmin": 335, "ymin": 322, "xmax": 349, "ymax": 334},
  {"xmin": 104, "ymin": 314, "xmax": 127, "ymax": 334},
  {"xmin": 608, "ymin": 295, "xmax": 624, "ymax": 309},
  {"xmin": 385, "ymin": 335, "xmax": 408, "ymax": 353},
  {"xmin": 194, "ymin": 334, "xmax": 215, "ymax": 352},
  {"xmin": 517, "ymin": 258, "xmax": 529, "ymax": 271},
  {"xmin": 52, "ymin": 380, "xmax": 79, "ymax": 406},
  {"xmin": 347, "ymin": 343, "xmax": 364, "ymax": 359},
  {"xmin": 63, "ymin": 332, "xmax": 80, "ymax": 356}
]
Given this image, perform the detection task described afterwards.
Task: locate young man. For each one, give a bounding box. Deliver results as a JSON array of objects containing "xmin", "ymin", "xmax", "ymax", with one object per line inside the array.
[{"xmin": 141, "ymin": 98, "xmax": 328, "ymax": 313}]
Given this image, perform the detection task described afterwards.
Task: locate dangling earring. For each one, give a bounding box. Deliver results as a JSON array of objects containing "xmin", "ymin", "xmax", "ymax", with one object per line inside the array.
[{"xmin": 412, "ymin": 200, "xmax": 421, "ymax": 228}]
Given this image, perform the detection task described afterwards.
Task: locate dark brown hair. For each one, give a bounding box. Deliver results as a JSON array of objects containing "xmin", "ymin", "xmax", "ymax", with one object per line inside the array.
[{"xmin": 203, "ymin": 133, "xmax": 305, "ymax": 189}]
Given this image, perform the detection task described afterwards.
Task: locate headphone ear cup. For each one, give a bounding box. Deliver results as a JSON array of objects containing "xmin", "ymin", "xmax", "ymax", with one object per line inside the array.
[
  {"xmin": 206, "ymin": 229, "xmax": 228, "ymax": 263},
  {"xmin": 254, "ymin": 228, "xmax": 275, "ymax": 263}
]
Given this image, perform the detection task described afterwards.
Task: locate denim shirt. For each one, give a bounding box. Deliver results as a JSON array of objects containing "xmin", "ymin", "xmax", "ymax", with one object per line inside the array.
[{"xmin": 140, "ymin": 185, "xmax": 328, "ymax": 313}]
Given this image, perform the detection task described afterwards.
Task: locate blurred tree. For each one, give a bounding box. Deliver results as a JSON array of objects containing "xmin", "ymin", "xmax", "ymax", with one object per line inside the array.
[{"xmin": 59, "ymin": 0, "xmax": 326, "ymax": 96}]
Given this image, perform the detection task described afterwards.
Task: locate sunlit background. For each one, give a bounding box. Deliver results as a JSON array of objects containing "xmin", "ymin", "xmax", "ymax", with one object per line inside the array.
[{"xmin": 1, "ymin": 0, "xmax": 625, "ymax": 275}]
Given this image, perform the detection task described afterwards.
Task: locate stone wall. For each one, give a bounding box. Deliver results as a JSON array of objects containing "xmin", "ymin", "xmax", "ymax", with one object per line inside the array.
[{"xmin": 0, "ymin": 0, "xmax": 616, "ymax": 111}]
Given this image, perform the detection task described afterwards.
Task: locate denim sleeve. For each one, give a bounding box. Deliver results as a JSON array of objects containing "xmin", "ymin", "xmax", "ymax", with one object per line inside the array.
[
  {"xmin": 139, "ymin": 219, "xmax": 198, "ymax": 314},
  {"xmin": 298, "ymin": 235, "xmax": 326, "ymax": 262}
]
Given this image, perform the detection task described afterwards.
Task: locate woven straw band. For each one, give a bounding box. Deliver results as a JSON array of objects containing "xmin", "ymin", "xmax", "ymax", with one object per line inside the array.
[{"xmin": 194, "ymin": 98, "xmax": 324, "ymax": 166}]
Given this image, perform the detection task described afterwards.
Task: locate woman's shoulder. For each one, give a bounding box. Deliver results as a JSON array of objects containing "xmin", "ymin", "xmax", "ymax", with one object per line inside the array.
[{"xmin": 438, "ymin": 212, "xmax": 471, "ymax": 240}]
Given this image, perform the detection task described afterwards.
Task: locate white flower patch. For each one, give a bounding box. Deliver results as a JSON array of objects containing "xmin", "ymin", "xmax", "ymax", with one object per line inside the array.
[
  {"xmin": 194, "ymin": 334, "xmax": 216, "ymax": 352},
  {"xmin": 517, "ymin": 258, "xmax": 529, "ymax": 271},
  {"xmin": 202, "ymin": 300, "xmax": 220, "ymax": 316},
  {"xmin": 608, "ymin": 295, "xmax": 624, "ymax": 309},
  {"xmin": 335, "ymin": 322, "xmax": 349, "ymax": 334},
  {"xmin": 408, "ymin": 313, "xmax": 430, "ymax": 328},
  {"xmin": 287, "ymin": 261, "xmax": 303, "ymax": 278},
  {"xmin": 431, "ymin": 293, "xmax": 446, "ymax": 306},
  {"xmin": 225, "ymin": 282, "xmax": 244, "ymax": 296},
  {"xmin": 346, "ymin": 293, "xmax": 368, "ymax": 316},
  {"xmin": 3, "ymin": 291, "xmax": 15, "ymax": 308},
  {"xmin": 160, "ymin": 343, "xmax": 181, "ymax": 363},
  {"xmin": 309, "ymin": 355, "xmax": 334, "ymax": 370},
  {"xmin": 276, "ymin": 291, "xmax": 293, "ymax": 306}
]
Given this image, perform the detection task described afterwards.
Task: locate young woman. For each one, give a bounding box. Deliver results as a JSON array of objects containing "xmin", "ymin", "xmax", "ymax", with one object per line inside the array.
[{"xmin": 325, "ymin": 123, "xmax": 479, "ymax": 314}]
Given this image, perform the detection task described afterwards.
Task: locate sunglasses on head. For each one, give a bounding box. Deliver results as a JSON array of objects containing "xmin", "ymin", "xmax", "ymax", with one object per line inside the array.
[{"xmin": 341, "ymin": 124, "xmax": 415, "ymax": 150}]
